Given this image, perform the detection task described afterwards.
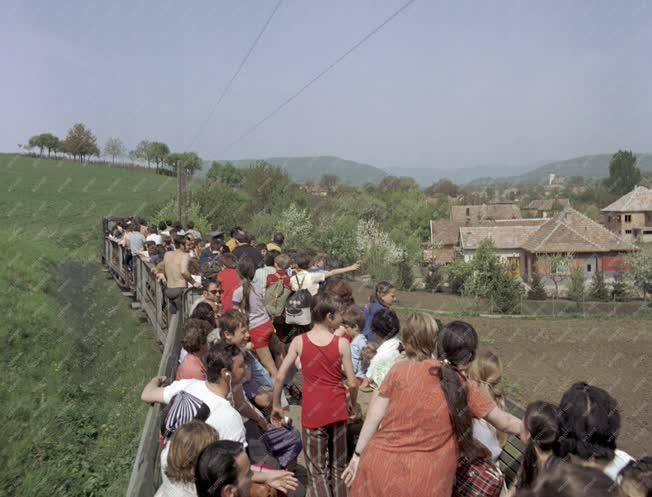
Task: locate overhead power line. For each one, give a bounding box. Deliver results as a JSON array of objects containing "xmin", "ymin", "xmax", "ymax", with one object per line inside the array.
[
  {"xmin": 222, "ymin": 0, "xmax": 417, "ymax": 153},
  {"xmin": 186, "ymin": 0, "xmax": 283, "ymax": 149}
]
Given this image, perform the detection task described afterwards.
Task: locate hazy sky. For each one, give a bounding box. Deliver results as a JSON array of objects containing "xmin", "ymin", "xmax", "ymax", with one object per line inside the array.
[{"xmin": 3, "ymin": 0, "xmax": 652, "ymax": 171}]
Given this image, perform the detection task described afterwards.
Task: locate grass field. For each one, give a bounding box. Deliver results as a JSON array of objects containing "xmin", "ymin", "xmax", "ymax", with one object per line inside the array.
[{"xmin": 0, "ymin": 154, "xmax": 176, "ymax": 497}]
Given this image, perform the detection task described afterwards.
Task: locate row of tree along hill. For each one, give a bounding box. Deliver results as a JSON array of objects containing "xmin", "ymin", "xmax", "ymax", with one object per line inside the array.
[{"xmin": 23, "ymin": 124, "xmax": 202, "ymax": 176}]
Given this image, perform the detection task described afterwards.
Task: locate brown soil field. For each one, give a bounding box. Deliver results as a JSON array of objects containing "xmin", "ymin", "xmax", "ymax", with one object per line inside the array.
[{"xmin": 348, "ymin": 284, "xmax": 651, "ymax": 456}]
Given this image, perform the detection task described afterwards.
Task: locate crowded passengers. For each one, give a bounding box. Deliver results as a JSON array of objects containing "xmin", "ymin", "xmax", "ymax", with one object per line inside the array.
[{"xmin": 106, "ymin": 218, "xmax": 649, "ymax": 497}]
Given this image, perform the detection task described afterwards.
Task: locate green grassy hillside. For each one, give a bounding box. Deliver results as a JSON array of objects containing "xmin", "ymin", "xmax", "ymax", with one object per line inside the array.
[{"xmin": 0, "ymin": 154, "xmax": 176, "ymax": 497}]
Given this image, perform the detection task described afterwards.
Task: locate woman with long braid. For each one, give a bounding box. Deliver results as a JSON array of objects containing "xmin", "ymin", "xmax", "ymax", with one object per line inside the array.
[{"xmin": 342, "ymin": 318, "xmax": 522, "ymax": 497}]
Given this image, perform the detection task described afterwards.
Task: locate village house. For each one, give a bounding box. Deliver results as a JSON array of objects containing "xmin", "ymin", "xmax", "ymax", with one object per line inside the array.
[
  {"xmin": 520, "ymin": 207, "xmax": 638, "ymax": 279},
  {"xmin": 601, "ymin": 186, "xmax": 652, "ymax": 243},
  {"xmin": 299, "ymin": 183, "xmax": 329, "ymax": 196},
  {"xmin": 449, "ymin": 201, "xmax": 521, "ymax": 224},
  {"xmin": 428, "ymin": 207, "xmax": 638, "ymax": 281},
  {"xmin": 523, "ymin": 198, "xmax": 570, "ymax": 218}
]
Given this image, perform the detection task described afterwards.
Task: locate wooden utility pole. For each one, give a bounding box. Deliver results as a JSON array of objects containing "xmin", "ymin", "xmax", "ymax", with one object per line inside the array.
[{"xmin": 176, "ymin": 160, "xmax": 183, "ymax": 222}]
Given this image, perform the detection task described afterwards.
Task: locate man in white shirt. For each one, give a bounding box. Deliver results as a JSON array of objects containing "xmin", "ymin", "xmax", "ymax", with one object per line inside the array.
[
  {"xmin": 141, "ymin": 342, "xmax": 248, "ymax": 446},
  {"xmin": 146, "ymin": 226, "xmax": 162, "ymax": 245},
  {"xmin": 291, "ymin": 254, "xmax": 361, "ymax": 296}
]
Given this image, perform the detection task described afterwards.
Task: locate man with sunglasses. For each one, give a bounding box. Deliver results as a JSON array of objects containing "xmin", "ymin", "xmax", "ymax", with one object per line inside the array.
[{"xmin": 190, "ymin": 279, "xmax": 223, "ymax": 315}]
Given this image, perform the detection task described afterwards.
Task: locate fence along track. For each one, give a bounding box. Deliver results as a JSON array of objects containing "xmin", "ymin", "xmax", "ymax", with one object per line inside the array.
[{"xmin": 103, "ymin": 238, "xmax": 201, "ymax": 497}]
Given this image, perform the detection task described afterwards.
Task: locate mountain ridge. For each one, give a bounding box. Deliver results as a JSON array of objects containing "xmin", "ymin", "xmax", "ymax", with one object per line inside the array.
[
  {"xmin": 197, "ymin": 152, "xmax": 652, "ymax": 187},
  {"xmin": 199, "ymin": 155, "xmax": 387, "ymax": 186}
]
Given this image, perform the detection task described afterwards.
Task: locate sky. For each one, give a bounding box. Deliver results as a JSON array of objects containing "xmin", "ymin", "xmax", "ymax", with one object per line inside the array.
[{"xmin": 2, "ymin": 0, "xmax": 652, "ymax": 173}]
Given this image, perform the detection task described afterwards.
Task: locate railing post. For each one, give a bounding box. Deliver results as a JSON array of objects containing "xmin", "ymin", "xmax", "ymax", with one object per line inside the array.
[
  {"xmin": 155, "ymin": 281, "xmax": 165, "ymax": 332},
  {"xmin": 119, "ymin": 245, "xmax": 124, "ymax": 278}
]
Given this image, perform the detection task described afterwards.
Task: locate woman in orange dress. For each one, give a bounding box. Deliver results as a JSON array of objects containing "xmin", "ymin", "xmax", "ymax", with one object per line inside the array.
[{"xmin": 342, "ymin": 317, "xmax": 523, "ymax": 497}]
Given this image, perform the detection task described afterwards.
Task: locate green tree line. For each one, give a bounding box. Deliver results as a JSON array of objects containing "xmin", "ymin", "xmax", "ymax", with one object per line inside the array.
[{"xmin": 23, "ymin": 125, "xmax": 202, "ymax": 176}]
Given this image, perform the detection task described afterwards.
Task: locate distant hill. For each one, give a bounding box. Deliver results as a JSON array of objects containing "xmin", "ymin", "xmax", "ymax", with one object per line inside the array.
[
  {"xmin": 199, "ymin": 155, "xmax": 387, "ymax": 186},
  {"xmin": 391, "ymin": 163, "xmax": 537, "ymax": 187},
  {"xmin": 468, "ymin": 153, "xmax": 652, "ymax": 186},
  {"xmin": 514, "ymin": 153, "xmax": 652, "ymax": 184}
]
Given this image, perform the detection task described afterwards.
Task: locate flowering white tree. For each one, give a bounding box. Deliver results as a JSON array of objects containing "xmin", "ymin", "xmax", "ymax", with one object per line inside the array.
[
  {"xmin": 275, "ymin": 203, "xmax": 313, "ymax": 251},
  {"xmin": 356, "ymin": 219, "xmax": 406, "ymax": 282}
]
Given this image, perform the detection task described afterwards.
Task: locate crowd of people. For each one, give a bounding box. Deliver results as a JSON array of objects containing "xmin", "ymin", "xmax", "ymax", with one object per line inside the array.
[{"xmin": 107, "ymin": 218, "xmax": 650, "ymax": 497}]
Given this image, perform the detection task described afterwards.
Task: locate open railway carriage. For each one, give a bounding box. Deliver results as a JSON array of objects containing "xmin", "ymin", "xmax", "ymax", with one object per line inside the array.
[{"xmin": 101, "ymin": 220, "xmax": 526, "ymax": 497}]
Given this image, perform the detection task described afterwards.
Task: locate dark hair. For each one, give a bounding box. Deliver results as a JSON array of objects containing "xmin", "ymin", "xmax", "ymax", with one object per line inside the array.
[
  {"xmin": 374, "ymin": 281, "xmax": 395, "ymax": 300},
  {"xmin": 433, "ymin": 320, "xmax": 480, "ymax": 461},
  {"xmin": 174, "ymin": 235, "xmax": 186, "ymax": 248},
  {"xmin": 173, "ymin": 221, "xmax": 183, "ymax": 231},
  {"xmin": 321, "ymin": 277, "xmax": 355, "ymax": 307},
  {"xmin": 230, "ymin": 226, "xmax": 242, "ymax": 237},
  {"xmin": 202, "ymin": 278, "xmax": 220, "ymax": 292},
  {"xmin": 148, "ymin": 225, "xmax": 157, "ymax": 234},
  {"xmin": 311, "ymin": 292, "xmax": 341, "ymax": 323},
  {"xmin": 557, "ymin": 382, "xmax": 620, "ymax": 462},
  {"xmin": 264, "ymin": 251, "xmax": 278, "ymax": 267},
  {"xmin": 181, "ymin": 319, "xmax": 213, "ymax": 354},
  {"xmin": 187, "ymin": 220, "xmax": 195, "ymax": 229},
  {"xmin": 205, "ymin": 342, "xmax": 243, "ymax": 383},
  {"xmin": 220, "ymin": 253, "xmax": 238, "ymax": 269},
  {"xmin": 341, "ymin": 305, "xmax": 365, "ymax": 331},
  {"xmin": 514, "ymin": 463, "xmax": 624, "ymax": 497},
  {"xmin": 190, "ymin": 302, "xmax": 217, "ymax": 329},
  {"xmin": 516, "ymin": 401, "xmax": 560, "ymax": 489},
  {"xmin": 159, "ymin": 221, "xmax": 167, "ymax": 231},
  {"xmin": 371, "ymin": 309, "xmax": 400, "ymax": 341},
  {"xmin": 195, "ymin": 440, "xmax": 245, "ymax": 497},
  {"xmin": 218, "ymin": 310, "xmax": 248, "ymax": 338},
  {"xmin": 237, "ymin": 257, "xmax": 256, "ymax": 317},
  {"xmin": 295, "ymin": 254, "xmax": 312, "ymax": 270},
  {"xmin": 257, "ymin": 243, "xmax": 267, "ymax": 251},
  {"xmin": 234, "ymin": 231, "xmax": 249, "ymax": 244},
  {"xmin": 272, "ymin": 232, "xmax": 285, "ymax": 245},
  {"xmin": 165, "ymin": 219, "xmax": 173, "ymax": 227}
]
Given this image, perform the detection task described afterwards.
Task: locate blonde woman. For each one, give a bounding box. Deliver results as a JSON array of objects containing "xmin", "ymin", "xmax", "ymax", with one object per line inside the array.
[{"xmin": 467, "ymin": 350, "xmax": 507, "ymax": 462}]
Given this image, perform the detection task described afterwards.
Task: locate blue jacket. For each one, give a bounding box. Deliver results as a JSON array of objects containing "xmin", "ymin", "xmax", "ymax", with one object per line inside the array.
[{"xmin": 363, "ymin": 298, "xmax": 387, "ymax": 343}]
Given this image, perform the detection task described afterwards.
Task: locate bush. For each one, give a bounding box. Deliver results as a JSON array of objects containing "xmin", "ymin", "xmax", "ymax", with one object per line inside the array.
[
  {"xmin": 446, "ymin": 259, "xmax": 472, "ymax": 295},
  {"xmin": 490, "ymin": 266, "xmax": 526, "ymax": 314},
  {"xmin": 527, "ymin": 271, "xmax": 547, "ymax": 300},
  {"xmin": 611, "ymin": 272, "xmax": 628, "ymax": 302},
  {"xmin": 589, "ymin": 270, "xmax": 609, "ymax": 302},
  {"xmin": 464, "ymin": 240, "xmax": 503, "ymax": 299},
  {"xmin": 396, "ymin": 257, "xmax": 414, "ymax": 290},
  {"xmin": 628, "ymin": 253, "xmax": 652, "ymax": 300},
  {"xmin": 313, "ymin": 214, "xmax": 358, "ymax": 266},
  {"xmin": 356, "ymin": 219, "xmax": 405, "ymax": 284},
  {"xmin": 567, "ymin": 267, "xmax": 586, "ymax": 302},
  {"xmin": 424, "ymin": 264, "xmax": 445, "ymax": 292},
  {"xmin": 153, "ymin": 200, "xmax": 210, "ymax": 236}
]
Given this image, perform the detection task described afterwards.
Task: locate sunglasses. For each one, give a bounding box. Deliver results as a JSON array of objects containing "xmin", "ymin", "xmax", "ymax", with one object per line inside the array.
[{"xmin": 208, "ymin": 289, "xmax": 222, "ymax": 295}]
